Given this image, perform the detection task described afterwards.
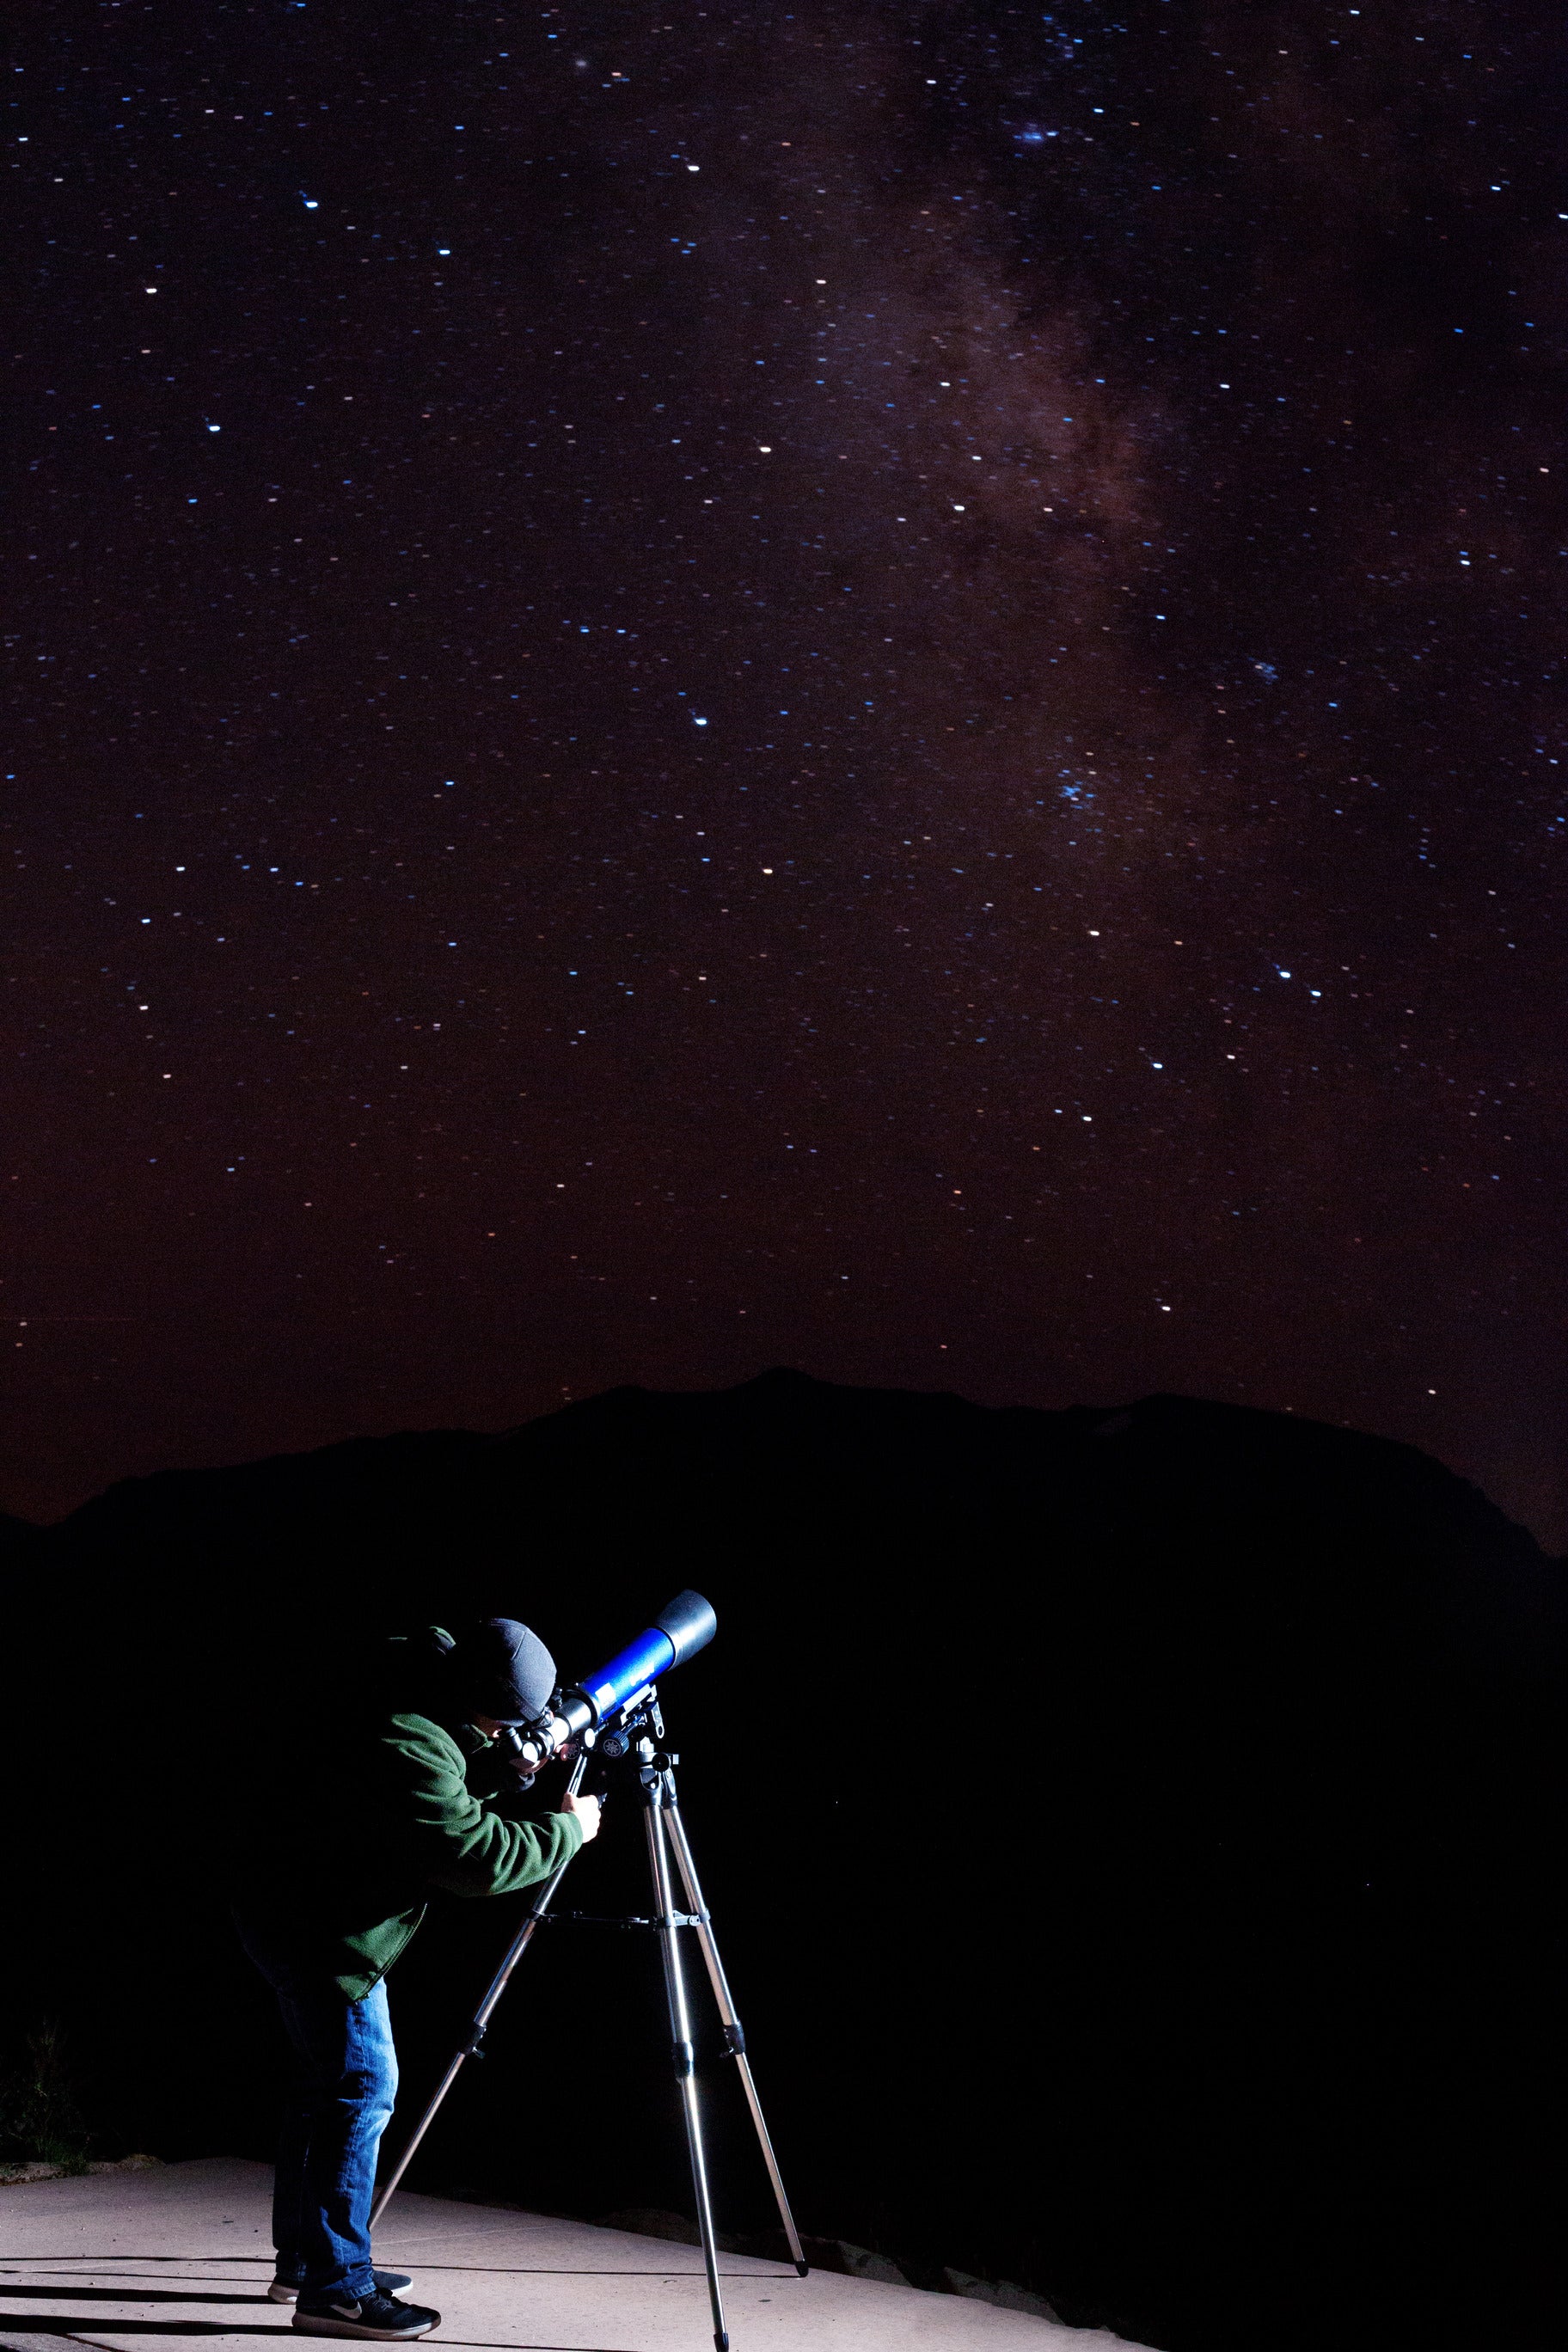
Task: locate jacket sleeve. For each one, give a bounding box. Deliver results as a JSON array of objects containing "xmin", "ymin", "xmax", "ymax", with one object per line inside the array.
[{"xmin": 375, "ymin": 1714, "xmax": 584, "ymax": 1898}]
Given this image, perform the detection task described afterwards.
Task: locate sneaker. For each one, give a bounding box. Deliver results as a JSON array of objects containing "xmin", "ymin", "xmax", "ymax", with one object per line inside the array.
[
  {"xmin": 291, "ymin": 2290, "xmax": 439, "ymax": 2341},
  {"xmin": 271, "ymin": 2274, "xmax": 412, "ymax": 2306}
]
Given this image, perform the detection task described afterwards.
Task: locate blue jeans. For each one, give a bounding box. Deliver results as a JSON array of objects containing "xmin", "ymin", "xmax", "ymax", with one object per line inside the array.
[{"xmin": 236, "ymin": 1914, "xmax": 398, "ymax": 2300}]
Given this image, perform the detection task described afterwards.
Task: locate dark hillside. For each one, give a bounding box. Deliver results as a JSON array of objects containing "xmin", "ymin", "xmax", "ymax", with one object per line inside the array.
[{"xmin": 2, "ymin": 1373, "xmax": 1560, "ymax": 2352}]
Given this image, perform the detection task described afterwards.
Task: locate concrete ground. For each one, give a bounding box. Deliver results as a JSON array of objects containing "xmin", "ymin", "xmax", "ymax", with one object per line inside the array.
[{"xmin": 0, "ymin": 2159, "xmax": 1158, "ymax": 2352}]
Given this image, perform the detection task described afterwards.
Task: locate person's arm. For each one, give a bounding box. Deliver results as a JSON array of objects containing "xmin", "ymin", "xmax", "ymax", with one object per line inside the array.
[{"xmin": 375, "ymin": 1712, "xmax": 583, "ymax": 1898}]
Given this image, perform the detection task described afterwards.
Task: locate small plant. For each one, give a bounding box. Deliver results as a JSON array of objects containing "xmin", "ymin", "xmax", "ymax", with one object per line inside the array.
[{"xmin": 0, "ymin": 2021, "xmax": 92, "ymax": 2174}]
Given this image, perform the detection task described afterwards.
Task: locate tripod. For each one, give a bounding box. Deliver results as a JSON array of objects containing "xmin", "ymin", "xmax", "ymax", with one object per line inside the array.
[{"xmin": 369, "ymin": 1694, "xmax": 806, "ymax": 2352}]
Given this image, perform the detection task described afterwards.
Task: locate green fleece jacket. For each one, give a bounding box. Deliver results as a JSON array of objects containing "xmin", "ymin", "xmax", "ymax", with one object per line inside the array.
[{"xmin": 236, "ymin": 1705, "xmax": 582, "ymax": 2000}]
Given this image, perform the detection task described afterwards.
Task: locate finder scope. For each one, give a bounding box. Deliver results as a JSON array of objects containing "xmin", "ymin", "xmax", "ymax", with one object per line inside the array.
[{"xmin": 500, "ymin": 1590, "xmax": 716, "ymax": 1774}]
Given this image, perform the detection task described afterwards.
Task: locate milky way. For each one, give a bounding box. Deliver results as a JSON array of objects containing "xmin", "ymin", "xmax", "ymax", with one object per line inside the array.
[{"xmin": 7, "ymin": 2, "xmax": 1565, "ymax": 1540}]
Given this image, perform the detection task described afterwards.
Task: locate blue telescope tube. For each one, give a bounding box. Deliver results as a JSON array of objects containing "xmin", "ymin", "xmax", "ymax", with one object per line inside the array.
[{"xmin": 557, "ymin": 1589, "xmax": 716, "ymax": 1734}]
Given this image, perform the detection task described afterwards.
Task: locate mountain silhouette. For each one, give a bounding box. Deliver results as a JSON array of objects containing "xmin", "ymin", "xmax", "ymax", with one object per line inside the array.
[{"xmin": 2, "ymin": 1373, "xmax": 1560, "ymax": 2352}]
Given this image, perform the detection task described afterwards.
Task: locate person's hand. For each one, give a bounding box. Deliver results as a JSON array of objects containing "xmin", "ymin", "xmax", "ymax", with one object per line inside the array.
[{"xmin": 560, "ymin": 1789, "xmax": 601, "ymax": 1844}]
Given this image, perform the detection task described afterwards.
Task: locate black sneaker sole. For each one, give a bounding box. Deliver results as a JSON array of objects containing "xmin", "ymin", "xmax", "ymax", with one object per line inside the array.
[{"xmin": 291, "ymin": 2314, "xmax": 437, "ymax": 2342}]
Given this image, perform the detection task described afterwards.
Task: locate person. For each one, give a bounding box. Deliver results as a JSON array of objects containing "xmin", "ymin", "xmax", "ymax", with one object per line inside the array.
[{"xmin": 232, "ymin": 1618, "xmax": 600, "ymax": 2343}]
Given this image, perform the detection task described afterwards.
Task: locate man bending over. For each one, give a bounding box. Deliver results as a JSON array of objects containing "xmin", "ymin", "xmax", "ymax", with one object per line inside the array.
[{"xmin": 234, "ymin": 1618, "xmax": 598, "ymax": 2342}]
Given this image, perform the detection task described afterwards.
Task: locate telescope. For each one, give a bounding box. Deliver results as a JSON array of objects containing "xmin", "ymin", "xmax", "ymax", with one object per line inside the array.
[
  {"xmin": 373, "ymin": 1589, "xmax": 804, "ymax": 2352},
  {"xmin": 493, "ymin": 1588, "xmax": 717, "ymax": 1780}
]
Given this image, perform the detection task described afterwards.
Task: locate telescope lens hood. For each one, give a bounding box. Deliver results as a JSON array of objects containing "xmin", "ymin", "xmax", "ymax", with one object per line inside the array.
[{"xmin": 652, "ymin": 1589, "xmax": 717, "ymax": 1666}]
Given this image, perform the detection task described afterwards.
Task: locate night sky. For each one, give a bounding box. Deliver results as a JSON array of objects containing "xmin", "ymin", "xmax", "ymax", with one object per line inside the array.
[{"xmin": 8, "ymin": 1, "xmax": 1565, "ymax": 1543}]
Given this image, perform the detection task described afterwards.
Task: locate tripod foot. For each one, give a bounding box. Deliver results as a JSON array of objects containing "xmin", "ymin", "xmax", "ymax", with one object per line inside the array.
[
  {"xmin": 714, "ymin": 2336, "xmax": 729, "ymax": 2352},
  {"xmin": 794, "ymin": 2259, "xmax": 809, "ymax": 2277}
]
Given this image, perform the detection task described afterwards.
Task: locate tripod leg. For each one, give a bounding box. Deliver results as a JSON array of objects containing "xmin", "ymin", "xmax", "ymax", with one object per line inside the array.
[
  {"xmin": 643, "ymin": 1778, "xmax": 731, "ymax": 2352},
  {"xmin": 664, "ymin": 1798, "xmax": 810, "ymax": 2276},
  {"xmin": 369, "ymin": 1760, "xmax": 587, "ymax": 2230}
]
